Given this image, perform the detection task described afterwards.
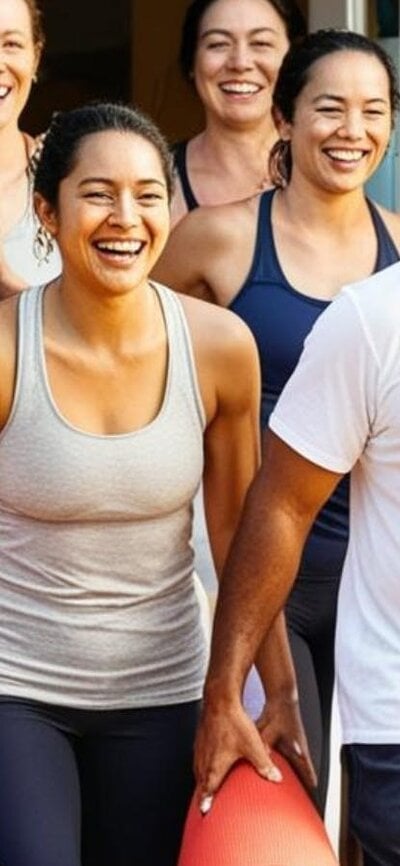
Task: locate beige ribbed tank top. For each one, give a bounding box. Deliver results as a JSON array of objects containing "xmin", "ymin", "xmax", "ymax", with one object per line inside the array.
[{"xmin": 0, "ymin": 282, "xmax": 208, "ymax": 708}]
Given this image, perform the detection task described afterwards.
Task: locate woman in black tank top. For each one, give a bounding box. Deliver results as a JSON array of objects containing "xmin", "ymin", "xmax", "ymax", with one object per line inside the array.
[
  {"xmin": 155, "ymin": 30, "xmax": 400, "ymax": 820},
  {"xmin": 171, "ymin": 0, "xmax": 306, "ymax": 227}
]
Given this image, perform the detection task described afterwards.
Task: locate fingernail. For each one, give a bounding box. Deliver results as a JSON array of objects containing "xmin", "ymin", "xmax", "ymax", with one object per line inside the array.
[
  {"xmin": 200, "ymin": 795, "xmax": 213, "ymax": 815},
  {"xmin": 266, "ymin": 766, "xmax": 282, "ymax": 783},
  {"xmin": 293, "ymin": 740, "xmax": 303, "ymax": 756}
]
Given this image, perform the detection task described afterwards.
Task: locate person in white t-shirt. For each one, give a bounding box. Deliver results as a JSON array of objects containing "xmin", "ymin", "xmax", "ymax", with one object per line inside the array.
[{"xmin": 194, "ymin": 260, "xmax": 400, "ymax": 866}]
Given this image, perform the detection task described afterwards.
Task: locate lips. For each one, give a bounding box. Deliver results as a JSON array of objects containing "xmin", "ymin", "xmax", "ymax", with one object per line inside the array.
[
  {"xmin": 323, "ymin": 148, "xmax": 368, "ymax": 163},
  {"xmin": 219, "ymin": 81, "xmax": 262, "ymax": 95},
  {"xmin": 0, "ymin": 85, "xmax": 12, "ymax": 99},
  {"xmin": 93, "ymin": 239, "xmax": 145, "ymax": 255}
]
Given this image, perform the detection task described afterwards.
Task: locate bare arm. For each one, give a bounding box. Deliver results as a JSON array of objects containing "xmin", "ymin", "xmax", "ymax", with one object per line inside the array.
[
  {"xmin": 154, "ymin": 198, "xmax": 257, "ymax": 306},
  {"xmin": 201, "ymin": 326, "xmax": 260, "ymax": 577},
  {"xmin": 195, "ymin": 430, "xmax": 342, "ymax": 797}
]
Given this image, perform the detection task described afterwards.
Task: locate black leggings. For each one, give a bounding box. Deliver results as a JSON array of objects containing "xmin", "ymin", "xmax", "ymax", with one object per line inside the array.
[
  {"xmin": 286, "ymin": 576, "xmax": 340, "ymax": 814},
  {"xmin": 0, "ymin": 697, "xmax": 200, "ymax": 866}
]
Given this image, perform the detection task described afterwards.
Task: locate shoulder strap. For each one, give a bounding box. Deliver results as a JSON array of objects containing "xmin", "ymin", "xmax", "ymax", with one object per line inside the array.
[
  {"xmin": 367, "ymin": 199, "xmax": 400, "ymax": 271},
  {"xmin": 173, "ymin": 141, "xmax": 199, "ymax": 212}
]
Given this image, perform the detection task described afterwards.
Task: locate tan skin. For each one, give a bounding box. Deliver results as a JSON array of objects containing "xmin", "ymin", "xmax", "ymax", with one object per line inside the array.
[
  {"xmin": 157, "ymin": 51, "xmax": 400, "ymax": 302},
  {"xmin": 154, "ymin": 48, "xmax": 400, "ymax": 799},
  {"xmin": 197, "ymin": 431, "xmax": 342, "ymax": 798},
  {"xmin": 171, "ymin": 0, "xmax": 290, "ymax": 227},
  {"xmin": 0, "ymin": 0, "xmax": 43, "ymax": 298},
  {"xmin": 0, "ymin": 126, "xmax": 300, "ymax": 776}
]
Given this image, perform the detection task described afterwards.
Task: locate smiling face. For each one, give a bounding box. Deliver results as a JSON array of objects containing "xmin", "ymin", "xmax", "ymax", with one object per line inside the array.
[
  {"xmin": 35, "ymin": 130, "xmax": 171, "ymax": 297},
  {"xmin": 277, "ymin": 50, "xmax": 393, "ymax": 194},
  {"xmin": 0, "ymin": 0, "xmax": 38, "ymax": 129},
  {"xmin": 193, "ymin": 0, "xmax": 289, "ymax": 129}
]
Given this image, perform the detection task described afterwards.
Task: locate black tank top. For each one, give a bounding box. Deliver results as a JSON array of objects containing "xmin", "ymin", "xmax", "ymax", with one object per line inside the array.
[
  {"xmin": 173, "ymin": 141, "xmax": 199, "ymax": 212},
  {"xmin": 230, "ymin": 189, "xmax": 400, "ymax": 578}
]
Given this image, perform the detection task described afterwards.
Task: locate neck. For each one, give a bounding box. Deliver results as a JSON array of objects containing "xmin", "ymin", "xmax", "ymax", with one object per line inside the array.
[
  {"xmin": 195, "ymin": 116, "xmax": 278, "ymax": 175},
  {"xmin": 279, "ymin": 174, "xmax": 369, "ymax": 230},
  {"xmin": 0, "ymin": 125, "xmax": 28, "ymax": 173},
  {"xmin": 51, "ymin": 274, "xmax": 159, "ymax": 352}
]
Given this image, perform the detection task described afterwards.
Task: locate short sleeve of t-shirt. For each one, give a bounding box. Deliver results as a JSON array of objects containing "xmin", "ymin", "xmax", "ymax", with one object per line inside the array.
[{"xmin": 269, "ymin": 290, "xmax": 379, "ymax": 474}]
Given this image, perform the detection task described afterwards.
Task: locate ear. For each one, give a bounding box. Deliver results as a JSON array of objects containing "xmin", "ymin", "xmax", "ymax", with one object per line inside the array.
[
  {"xmin": 272, "ymin": 106, "xmax": 292, "ymax": 142},
  {"xmin": 33, "ymin": 193, "xmax": 59, "ymax": 239}
]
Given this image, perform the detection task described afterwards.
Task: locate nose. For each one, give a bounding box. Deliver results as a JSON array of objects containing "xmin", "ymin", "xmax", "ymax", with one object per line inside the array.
[
  {"xmin": 108, "ymin": 193, "xmax": 140, "ymax": 228},
  {"xmin": 338, "ymin": 110, "xmax": 365, "ymax": 140},
  {"xmin": 226, "ymin": 40, "xmax": 253, "ymax": 72}
]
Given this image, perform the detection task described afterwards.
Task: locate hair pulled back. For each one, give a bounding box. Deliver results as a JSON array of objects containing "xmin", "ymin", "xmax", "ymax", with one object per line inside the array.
[
  {"xmin": 269, "ymin": 29, "xmax": 400, "ymax": 187},
  {"xmin": 34, "ymin": 102, "xmax": 175, "ymax": 205}
]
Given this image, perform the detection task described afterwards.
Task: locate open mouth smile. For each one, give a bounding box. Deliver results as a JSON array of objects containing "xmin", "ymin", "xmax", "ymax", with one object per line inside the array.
[
  {"xmin": 219, "ymin": 81, "xmax": 262, "ymax": 96},
  {"xmin": 323, "ymin": 148, "xmax": 369, "ymax": 165},
  {"xmin": 92, "ymin": 239, "xmax": 146, "ymax": 264}
]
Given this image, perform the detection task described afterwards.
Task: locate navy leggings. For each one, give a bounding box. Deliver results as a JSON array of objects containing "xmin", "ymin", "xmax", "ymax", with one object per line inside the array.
[
  {"xmin": 286, "ymin": 575, "xmax": 340, "ymax": 814},
  {"xmin": 0, "ymin": 697, "xmax": 200, "ymax": 866}
]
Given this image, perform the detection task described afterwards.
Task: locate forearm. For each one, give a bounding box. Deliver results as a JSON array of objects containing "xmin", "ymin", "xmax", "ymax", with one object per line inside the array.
[
  {"xmin": 204, "ymin": 474, "xmax": 310, "ymax": 704},
  {"xmin": 255, "ymin": 612, "xmax": 298, "ymax": 702}
]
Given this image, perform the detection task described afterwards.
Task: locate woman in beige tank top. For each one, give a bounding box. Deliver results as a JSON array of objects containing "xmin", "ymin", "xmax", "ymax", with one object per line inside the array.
[{"xmin": 0, "ymin": 101, "xmax": 306, "ymax": 866}]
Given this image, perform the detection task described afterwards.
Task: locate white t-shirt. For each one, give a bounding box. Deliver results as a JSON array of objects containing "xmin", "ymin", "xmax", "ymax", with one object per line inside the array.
[{"xmin": 269, "ymin": 260, "xmax": 400, "ymax": 744}]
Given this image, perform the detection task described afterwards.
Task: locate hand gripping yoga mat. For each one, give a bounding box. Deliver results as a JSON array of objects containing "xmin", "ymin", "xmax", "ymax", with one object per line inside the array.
[{"xmin": 178, "ymin": 753, "xmax": 339, "ymax": 865}]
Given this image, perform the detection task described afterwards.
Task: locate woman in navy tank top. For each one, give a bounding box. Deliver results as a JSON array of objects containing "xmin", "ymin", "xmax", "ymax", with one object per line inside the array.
[
  {"xmin": 171, "ymin": 0, "xmax": 306, "ymax": 227},
  {"xmin": 155, "ymin": 30, "xmax": 400, "ymax": 812}
]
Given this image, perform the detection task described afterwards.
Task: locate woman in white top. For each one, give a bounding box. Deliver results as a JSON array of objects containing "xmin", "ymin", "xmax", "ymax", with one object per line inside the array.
[{"xmin": 0, "ymin": 0, "xmax": 60, "ymax": 298}]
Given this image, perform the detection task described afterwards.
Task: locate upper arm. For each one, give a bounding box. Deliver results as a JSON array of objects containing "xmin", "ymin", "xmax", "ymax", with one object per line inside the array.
[
  {"xmin": 256, "ymin": 430, "xmax": 343, "ymax": 531},
  {"xmin": 201, "ymin": 318, "xmax": 261, "ymax": 576},
  {"xmin": 269, "ymin": 292, "xmax": 377, "ymax": 475}
]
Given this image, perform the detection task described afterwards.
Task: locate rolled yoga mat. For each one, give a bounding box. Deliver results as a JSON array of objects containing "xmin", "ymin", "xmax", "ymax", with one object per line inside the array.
[{"xmin": 178, "ymin": 752, "xmax": 339, "ymax": 865}]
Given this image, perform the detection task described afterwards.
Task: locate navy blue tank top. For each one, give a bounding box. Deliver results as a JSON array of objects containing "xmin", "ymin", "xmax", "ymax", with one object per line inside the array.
[
  {"xmin": 230, "ymin": 189, "xmax": 400, "ymax": 578},
  {"xmin": 173, "ymin": 141, "xmax": 199, "ymax": 211}
]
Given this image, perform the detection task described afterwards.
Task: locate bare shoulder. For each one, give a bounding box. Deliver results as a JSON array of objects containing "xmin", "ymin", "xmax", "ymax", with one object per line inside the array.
[
  {"xmin": 178, "ymin": 195, "xmax": 258, "ymax": 249},
  {"xmin": 180, "ymin": 290, "xmax": 256, "ymax": 350},
  {"xmin": 154, "ymin": 195, "xmax": 261, "ymax": 304},
  {"xmin": 373, "ymin": 203, "xmax": 400, "ymax": 249},
  {"xmin": 177, "ymin": 292, "xmax": 260, "ymax": 417}
]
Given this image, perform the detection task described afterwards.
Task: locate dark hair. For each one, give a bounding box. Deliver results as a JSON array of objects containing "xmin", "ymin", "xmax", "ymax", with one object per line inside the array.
[
  {"xmin": 270, "ymin": 29, "xmax": 400, "ymax": 186},
  {"xmin": 179, "ymin": 0, "xmax": 307, "ymax": 81},
  {"xmin": 34, "ymin": 102, "xmax": 175, "ymax": 206},
  {"xmin": 24, "ymin": 0, "xmax": 45, "ymax": 53}
]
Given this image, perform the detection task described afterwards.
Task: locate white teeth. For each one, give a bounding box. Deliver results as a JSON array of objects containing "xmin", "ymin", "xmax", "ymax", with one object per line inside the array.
[
  {"xmin": 220, "ymin": 82, "xmax": 260, "ymax": 94},
  {"xmin": 0, "ymin": 86, "xmax": 10, "ymax": 98},
  {"xmin": 96, "ymin": 240, "xmax": 143, "ymax": 253},
  {"xmin": 326, "ymin": 149, "xmax": 365, "ymax": 162}
]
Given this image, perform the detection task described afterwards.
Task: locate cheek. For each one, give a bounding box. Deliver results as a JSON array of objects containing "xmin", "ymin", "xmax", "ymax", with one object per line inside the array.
[{"xmin": 194, "ymin": 53, "xmax": 223, "ymax": 86}]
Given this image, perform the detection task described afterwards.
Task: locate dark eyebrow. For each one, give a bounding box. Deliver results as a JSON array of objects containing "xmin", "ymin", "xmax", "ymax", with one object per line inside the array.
[
  {"xmin": 78, "ymin": 177, "xmax": 167, "ymax": 189},
  {"xmin": 200, "ymin": 27, "xmax": 279, "ymax": 40},
  {"xmin": 313, "ymin": 94, "xmax": 389, "ymax": 106}
]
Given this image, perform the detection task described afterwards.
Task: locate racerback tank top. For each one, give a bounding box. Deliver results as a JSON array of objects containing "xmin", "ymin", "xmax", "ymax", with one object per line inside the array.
[{"xmin": 230, "ymin": 189, "xmax": 400, "ymax": 577}]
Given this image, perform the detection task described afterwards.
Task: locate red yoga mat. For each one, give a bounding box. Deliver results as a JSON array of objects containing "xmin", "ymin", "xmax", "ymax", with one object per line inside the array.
[{"xmin": 178, "ymin": 753, "xmax": 339, "ymax": 865}]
